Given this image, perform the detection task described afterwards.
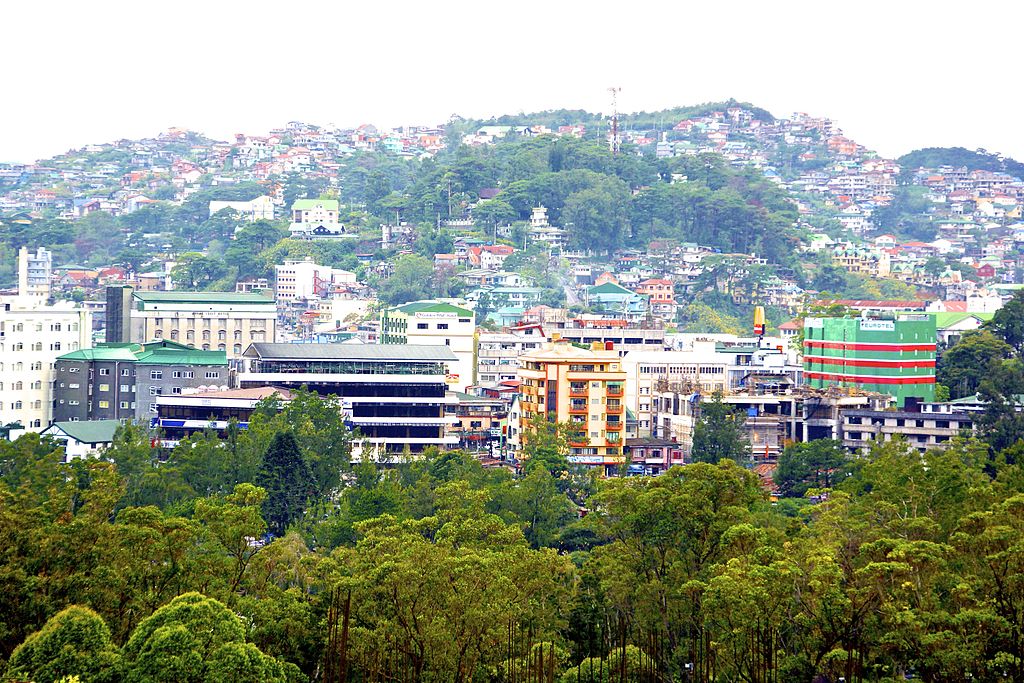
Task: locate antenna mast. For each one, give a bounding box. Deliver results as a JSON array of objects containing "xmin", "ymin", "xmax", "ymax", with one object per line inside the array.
[{"xmin": 608, "ymin": 86, "xmax": 621, "ymax": 154}]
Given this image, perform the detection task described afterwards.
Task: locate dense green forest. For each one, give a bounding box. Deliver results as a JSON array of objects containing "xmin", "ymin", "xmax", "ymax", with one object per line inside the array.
[{"xmin": 3, "ymin": 296, "xmax": 1024, "ymax": 682}]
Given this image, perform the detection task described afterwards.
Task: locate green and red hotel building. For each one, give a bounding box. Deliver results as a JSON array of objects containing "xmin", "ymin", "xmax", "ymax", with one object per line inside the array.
[{"xmin": 803, "ymin": 315, "xmax": 936, "ymax": 406}]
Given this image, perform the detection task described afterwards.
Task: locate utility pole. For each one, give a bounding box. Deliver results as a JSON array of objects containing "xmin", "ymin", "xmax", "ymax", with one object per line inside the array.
[{"xmin": 608, "ymin": 86, "xmax": 621, "ymax": 155}]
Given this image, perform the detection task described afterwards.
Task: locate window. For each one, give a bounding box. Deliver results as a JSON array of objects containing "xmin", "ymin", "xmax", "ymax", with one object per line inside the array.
[
  {"xmin": 172, "ymin": 387, "xmax": 182, "ymax": 395},
  {"xmin": 202, "ymin": 330, "xmax": 211, "ymax": 341},
  {"xmin": 120, "ymin": 401, "xmax": 129, "ymax": 409},
  {"xmin": 98, "ymin": 400, "xmax": 109, "ymax": 409},
  {"xmin": 13, "ymin": 382, "xmax": 22, "ymax": 391},
  {"xmin": 437, "ymin": 323, "xmax": 449, "ymax": 330},
  {"xmin": 69, "ymin": 367, "xmax": 79, "ymax": 373},
  {"xmin": 122, "ymin": 369, "xmax": 130, "ymax": 376},
  {"xmin": 150, "ymin": 371, "xmax": 162, "ymax": 380},
  {"xmin": 99, "ymin": 368, "xmax": 109, "ymax": 376},
  {"xmin": 98, "ymin": 384, "xmax": 109, "ymax": 392},
  {"xmin": 205, "ymin": 371, "xmax": 219, "ymax": 379},
  {"xmin": 217, "ymin": 330, "xmax": 226, "ymax": 340},
  {"xmin": 30, "ymin": 381, "xmax": 41, "ymax": 390},
  {"xmin": 149, "ymin": 403, "xmax": 157, "ymax": 413},
  {"xmin": 120, "ymin": 385, "xmax": 130, "ymax": 392},
  {"xmin": 172, "ymin": 371, "xmax": 182, "ymax": 379},
  {"xmin": 31, "ymin": 342, "xmax": 42, "ymax": 351},
  {"xmin": 234, "ymin": 330, "xmax": 242, "ymax": 340},
  {"xmin": 218, "ymin": 343, "xmax": 225, "ymax": 351},
  {"xmin": 51, "ymin": 342, "xmax": 61, "ymax": 351},
  {"xmin": 233, "ymin": 344, "xmax": 242, "ymax": 355},
  {"xmin": 170, "ymin": 330, "xmax": 179, "ymax": 340},
  {"xmin": 186, "ymin": 330, "xmax": 195, "ymax": 340},
  {"xmin": 417, "ymin": 323, "xmax": 428, "ymax": 330}
]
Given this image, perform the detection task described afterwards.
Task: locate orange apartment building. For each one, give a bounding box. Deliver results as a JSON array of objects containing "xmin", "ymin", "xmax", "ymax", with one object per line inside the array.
[{"xmin": 517, "ymin": 339, "xmax": 627, "ymax": 473}]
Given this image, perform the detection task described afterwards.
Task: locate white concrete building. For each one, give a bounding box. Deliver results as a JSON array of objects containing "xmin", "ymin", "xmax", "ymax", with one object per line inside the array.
[
  {"xmin": 18, "ymin": 246, "xmax": 53, "ymax": 300},
  {"xmin": 476, "ymin": 324, "xmax": 547, "ymax": 387},
  {"xmin": 622, "ymin": 337, "xmax": 801, "ymax": 436},
  {"xmin": 209, "ymin": 195, "xmax": 276, "ymax": 222},
  {"xmin": 0, "ymin": 300, "xmax": 92, "ymax": 430},
  {"xmin": 380, "ymin": 301, "xmax": 476, "ymax": 392},
  {"xmin": 275, "ymin": 258, "xmax": 357, "ymax": 303}
]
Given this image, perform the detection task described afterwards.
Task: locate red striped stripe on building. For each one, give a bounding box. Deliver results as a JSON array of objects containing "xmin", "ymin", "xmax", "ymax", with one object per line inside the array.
[
  {"xmin": 803, "ymin": 355, "xmax": 936, "ymax": 368},
  {"xmin": 805, "ymin": 371, "xmax": 936, "ymax": 385},
  {"xmin": 803, "ymin": 340, "xmax": 935, "ymax": 352}
]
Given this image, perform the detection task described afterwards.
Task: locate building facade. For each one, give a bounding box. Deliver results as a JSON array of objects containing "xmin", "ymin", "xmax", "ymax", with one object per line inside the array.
[
  {"xmin": 380, "ymin": 301, "xmax": 476, "ymax": 392},
  {"xmin": 0, "ymin": 302, "xmax": 92, "ymax": 430},
  {"xmin": 105, "ymin": 287, "xmax": 276, "ymax": 359},
  {"xmin": 476, "ymin": 324, "xmax": 546, "ymax": 387},
  {"xmin": 18, "ymin": 246, "xmax": 53, "ymax": 300},
  {"xmin": 274, "ymin": 258, "xmax": 357, "ymax": 303},
  {"xmin": 53, "ymin": 341, "xmax": 229, "ymax": 422},
  {"xmin": 803, "ymin": 315, "xmax": 937, "ymax": 406},
  {"xmin": 239, "ymin": 343, "xmax": 459, "ymax": 455},
  {"xmin": 516, "ymin": 340, "xmax": 627, "ymax": 473}
]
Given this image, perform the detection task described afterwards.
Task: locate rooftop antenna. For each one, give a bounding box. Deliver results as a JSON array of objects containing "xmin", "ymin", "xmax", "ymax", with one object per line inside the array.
[{"xmin": 608, "ymin": 86, "xmax": 621, "ymax": 155}]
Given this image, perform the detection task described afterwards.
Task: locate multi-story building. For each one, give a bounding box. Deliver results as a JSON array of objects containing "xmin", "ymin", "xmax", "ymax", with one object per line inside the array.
[
  {"xmin": 516, "ymin": 340, "xmax": 627, "ymax": 474},
  {"xmin": 379, "ymin": 301, "xmax": 476, "ymax": 392},
  {"xmin": 53, "ymin": 341, "xmax": 229, "ymax": 423},
  {"xmin": 803, "ymin": 315, "xmax": 937, "ymax": 406},
  {"xmin": 18, "ymin": 246, "xmax": 53, "ymax": 300},
  {"xmin": 154, "ymin": 386, "xmax": 293, "ymax": 445},
  {"xmin": 0, "ymin": 301, "xmax": 92, "ymax": 430},
  {"xmin": 622, "ymin": 338, "xmax": 801, "ymax": 436},
  {"xmin": 544, "ymin": 317, "xmax": 666, "ymax": 355},
  {"xmin": 840, "ymin": 403, "xmax": 974, "ymax": 453},
  {"xmin": 105, "ymin": 286, "xmax": 276, "ymax": 359},
  {"xmin": 288, "ymin": 198, "xmax": 342, "ymax": 237},
  {"xmin": 274, "ymin": 257, "xmax": 357, "ymax": 303},
  {"xmin": 446, "ymin": 391, "xmax": 508, "ymax": 452},
  {"xmin": 476, "ymin": 324, "xmax": 547, "ymax": 387},
  {"xmin": 238, "ymin": 343, "xmax": 459, "ymax": 456}
]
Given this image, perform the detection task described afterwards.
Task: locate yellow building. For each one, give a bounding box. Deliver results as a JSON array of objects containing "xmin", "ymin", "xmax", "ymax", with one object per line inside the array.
[{"xmin": 517, "ymin": 339, "xmax": 626, "ymax": 472}]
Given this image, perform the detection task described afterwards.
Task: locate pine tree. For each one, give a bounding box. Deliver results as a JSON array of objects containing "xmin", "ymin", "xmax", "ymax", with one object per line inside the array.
[{"xmin": 257, "ymin": 431, "xmax": 311, "ymax": 535}]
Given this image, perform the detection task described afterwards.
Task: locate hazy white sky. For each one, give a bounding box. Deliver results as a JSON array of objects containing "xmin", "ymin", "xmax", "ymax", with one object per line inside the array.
[{"xmin": 4, "ymin": 0, "xmax": 1022, "ymax": 164}]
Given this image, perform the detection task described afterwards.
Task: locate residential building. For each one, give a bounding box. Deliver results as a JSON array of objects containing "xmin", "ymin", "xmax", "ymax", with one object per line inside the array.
[
  {"xmin": 476, "ymin": 324, "xmax": 547, "ymax": 387},
  {"xmin": 379, "ymin": 301, "xmax": 476, "ymax": 391},
  {"xmin": 634, "ymin": 278, "xmax": 676, "ymax": 319},
  {"xmin": 803, "ymin": 315, "xmax": 937, "ymax": 406},
  {"xmin": 625, "ymin": 436, "xmax": 685, "ymax": 475},
  {"xmin": 41, "ymin": 420, "xmax": 121, "ymax": 460},
  {"xmin": 53, "ymin": 340, "xmax": 229, "ymax": 422},
  {"xmin": 840, "ymin": 403, "xmax": 974, "ymax": 453},
  {"xmin": 289, "ymin": 198, "xmax": 343, "ymax": 237},
  {"xmin": 238, "ymin": 343, "xmax": 459, "ymax": 456},
  {"xmin": 0, "ymin": 301, "xmax": 92, "ymax": 430},
  {"xmin": 105, "ymin": 286, "xmax": 276, "ymax": 359},
  {"xmin": 275, "ymin": 257, "xmax": 357, "ymax": 303},
  {"xmin": 622, "ymin": 338, "xmax": 801, "ymax": 436},
  {"xmin": 208, "ymin": 195, "xmax": 276, "ymax": 222},
  {"xmin": 18, "ymin": 246, "xmax": 53, "ymax": 299},
  {"xmin": 516, "ymin": 340, "xmax": 627, "ymax": 474},
  {"xmin": 545, "ymin": 317, "xmax": 667, "ymax": 355},
  {"xmin": 585, "ymin": 281, "xmax": 649, "ymax": 321},
  {"xmin": 526, "ymin": 206, "xmax": 567, "ymax": 249},
  {"xmin": 445, "ymin": 391, "xmax": 508, "ymax": 452}
]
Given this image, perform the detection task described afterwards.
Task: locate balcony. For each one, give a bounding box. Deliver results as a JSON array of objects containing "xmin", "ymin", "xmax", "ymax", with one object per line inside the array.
[
  {"xmin": 569, "ymin": 383, "xmax": 588, "ymax": 397},
  {"xmin": 606, "ymin": 420, "xmax": 623, "ymax": 431},
  {"xmin": 569, "ymin": 401, "xmax": 588, "ymax": 414},
  {"xmin": 607, "ymin": 384, "xmax": 624, "ymax": 397},
  {"xmin": 606, "ymin": 402, "xmax": 623, "ymax": 415},
  {"xmin": 568, "ymin": 432, "xmax": 589, "ymax": 447}
]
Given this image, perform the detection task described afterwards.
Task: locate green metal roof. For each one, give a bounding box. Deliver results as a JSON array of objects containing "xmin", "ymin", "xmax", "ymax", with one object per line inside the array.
[
  {"xmin": 57, "ymin": 341, "xmax": 227, "ymax": 366},
  {"xmin": 394, "ymin": 301, "xmax": 475, "ymax": 317},
  {"xmin": 292, "ymin": 198, "xmax": 339, "ymax": 211},
  {"xmin": 133, "ymin": 291, "xmax": 273, "ymax": 304},
  {"xmin": 928, "ymin": 312, "xmax": 994, "ymax": 329},
  {"xmin": 135, "ymin": 348, "xmax": 228, "ymax": 366},
  {"xmin": 48, "ymin": 419, "xmax": 123, "ymax": 444},
  {"xmin": 57, "ymin": 344, "xmax": 142, "ymax": 362},
  {"xmin": 589, "ymin": 281, "xmax": 639, "ymax": 296}
]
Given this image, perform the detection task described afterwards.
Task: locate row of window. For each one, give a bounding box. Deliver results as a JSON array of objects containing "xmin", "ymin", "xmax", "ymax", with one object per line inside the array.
[
  {"xmin": 0, "ymin": 362, "xmax": 49, "ymax": 371},
  {"xmin": 1, "ymin": 323, "xmax": 79, "ymax": 332},
  {"xmin": 0, "ymin": 381, "xmax": 44, "ymax": 390},
  {"xmin": 2, "ymin": 342, "xmax": 75, "ymax": 352},
  {"xmin": 0, "ymin": 400, "xmax": 42, "ymax": 410}
]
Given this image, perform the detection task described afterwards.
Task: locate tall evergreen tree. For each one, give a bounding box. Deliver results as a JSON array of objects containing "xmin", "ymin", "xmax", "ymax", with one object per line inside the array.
[
  {"xmin": 691, "ymin": 394, "xmax": 750, "ymax": 465},
  {"xmin": 257, "ymin": 431, "xmax": 311, "ymax": 535}
]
